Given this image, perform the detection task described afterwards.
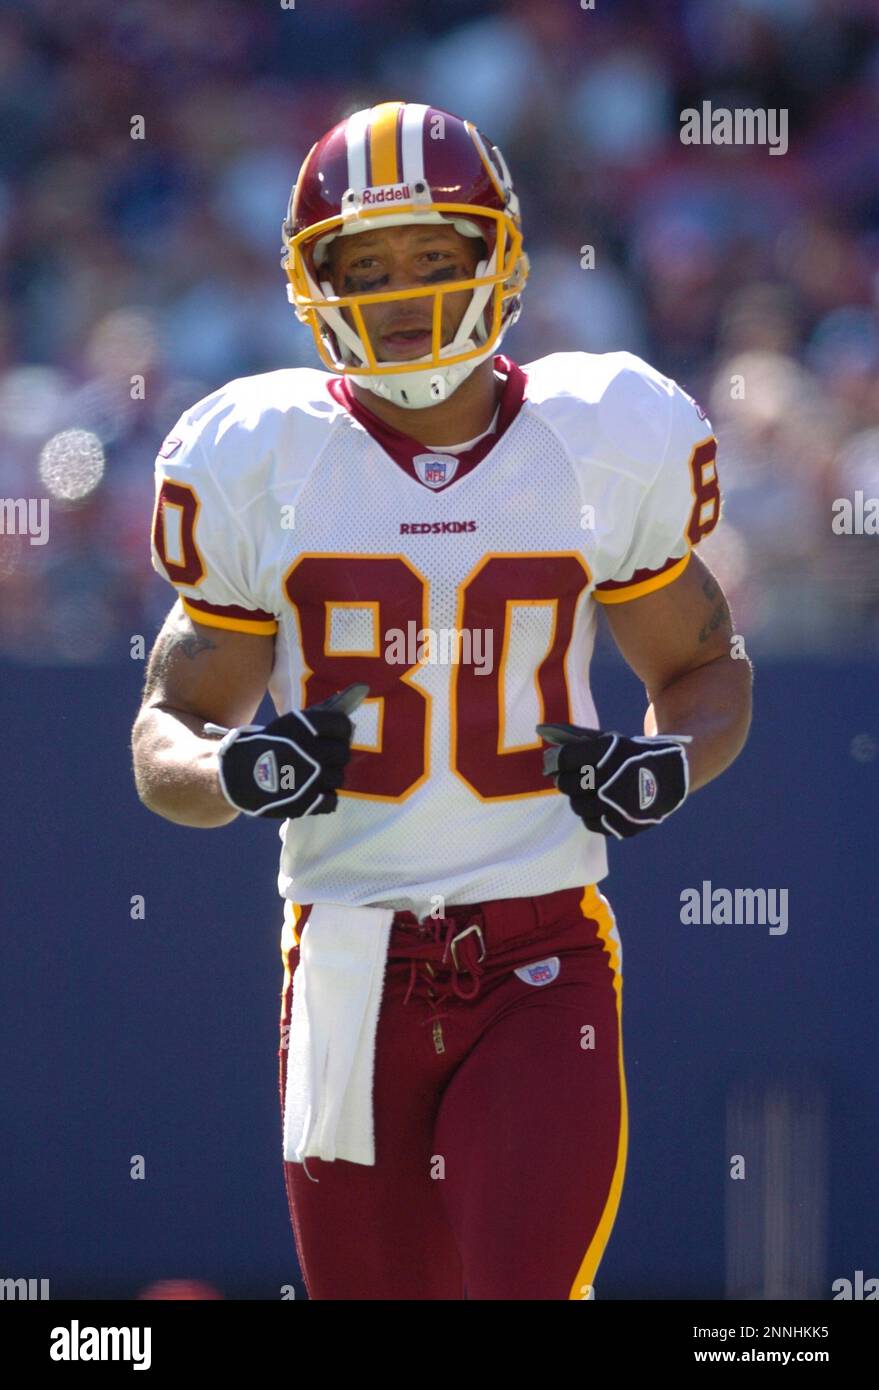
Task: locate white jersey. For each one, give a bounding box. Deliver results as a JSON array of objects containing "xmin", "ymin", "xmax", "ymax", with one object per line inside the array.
[{"xmin": 150, "ymin": 351, "xmax": 720, "ymax": 916}]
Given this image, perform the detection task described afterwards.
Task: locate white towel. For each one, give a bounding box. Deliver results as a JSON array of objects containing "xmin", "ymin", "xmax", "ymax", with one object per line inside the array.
[{"xmin": 283, "ymin": 903, "xmax": 394, "ymax": 1166}]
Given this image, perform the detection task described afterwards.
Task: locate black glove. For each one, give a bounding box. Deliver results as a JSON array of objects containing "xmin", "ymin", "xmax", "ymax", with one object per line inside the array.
[
  {"xmin": 537, "ymin": 722, "xmax": 691, "ymax": 840},
  {"xmin": 208, "ymin": 683, "xmax": 369, "ymax": 819}
]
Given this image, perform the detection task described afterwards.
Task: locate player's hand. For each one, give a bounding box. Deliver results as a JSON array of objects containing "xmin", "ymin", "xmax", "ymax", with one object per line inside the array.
[
  {"xmin": 536, "ymin": 722, "xmax": 692, "ymax": 840},
  {"xmin": 208, "ymin": 683, "xmax": 369, "ymax": 819}
]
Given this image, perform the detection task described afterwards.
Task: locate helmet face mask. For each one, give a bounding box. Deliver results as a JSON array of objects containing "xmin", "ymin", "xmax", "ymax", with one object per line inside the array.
[{"xmin": 280, "ymin": 103, "xmax": 529, "ymax": 408}]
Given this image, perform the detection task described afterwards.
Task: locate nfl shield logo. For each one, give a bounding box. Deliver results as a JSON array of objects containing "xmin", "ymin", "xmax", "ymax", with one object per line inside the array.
[
  {"xmin": 638, "ymin": 766, "xmax": 657, "ymax": 810},
  {"xmin": 254, "ymin": 750, "xmax": 279, "ymax": 793},
  {"xmin": 514, "ymin": 956, "xmax": 560, "ymax": 987},
  {"xmin": 413, "ymin": 453, "xmax": 459, "ymax": 490}
]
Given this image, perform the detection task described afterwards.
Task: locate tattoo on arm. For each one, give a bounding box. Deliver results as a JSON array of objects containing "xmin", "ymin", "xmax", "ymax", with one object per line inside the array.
[
  {"xmin": 143, "ymin": 619, "xmax": 218, "ymax": 699},
  {"xmin": 698, "ymin": 575, "xmax": 731, "ymax": 644},
  {"xmin": 176, "ymin": 631, "xmax": 218, "ymax": 661}
]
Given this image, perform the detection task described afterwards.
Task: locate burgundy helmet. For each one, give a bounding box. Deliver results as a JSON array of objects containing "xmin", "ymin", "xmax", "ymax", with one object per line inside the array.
[{"xmin": 281, "ymin": 101, "xmax": 529, "ymax": 408}]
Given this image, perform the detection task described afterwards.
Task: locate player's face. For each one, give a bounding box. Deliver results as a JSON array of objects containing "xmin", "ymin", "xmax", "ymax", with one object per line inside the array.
[{"xmin": 327, "ymin": 224, "xmax": 484, "ymax": 361}]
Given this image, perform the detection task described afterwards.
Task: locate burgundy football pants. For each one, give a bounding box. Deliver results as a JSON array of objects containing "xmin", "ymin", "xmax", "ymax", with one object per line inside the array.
[{"xmin": 278, "ymin": 884, "xmax": 627, "ymax": 1300}]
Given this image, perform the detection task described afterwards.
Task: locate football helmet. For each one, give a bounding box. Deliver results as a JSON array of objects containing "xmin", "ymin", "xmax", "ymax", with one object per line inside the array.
[{"xmin": 281, "ymin": 100, "xmax": 529, "ymax": 409}]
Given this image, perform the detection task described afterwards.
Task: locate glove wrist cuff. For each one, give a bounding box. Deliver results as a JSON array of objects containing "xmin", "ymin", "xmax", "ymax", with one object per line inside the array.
[{"xmin": 214, "ymin": 725, "xmax": 261, "ymax": 813}]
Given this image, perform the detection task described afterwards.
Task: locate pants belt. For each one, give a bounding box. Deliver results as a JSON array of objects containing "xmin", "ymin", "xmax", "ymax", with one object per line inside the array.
[{"xmin": 390, "ymin": 885, "xmax": 588, "ymax": 1010}]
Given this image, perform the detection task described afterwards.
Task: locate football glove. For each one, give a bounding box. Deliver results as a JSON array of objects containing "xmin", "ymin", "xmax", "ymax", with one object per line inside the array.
[
  {"xmin": 537, "ymin": 722, "xmax": 692, "ymax": 840},
  {"xmin": 206, "ymin": 683, "xmax": 369, "ymax": 819}
]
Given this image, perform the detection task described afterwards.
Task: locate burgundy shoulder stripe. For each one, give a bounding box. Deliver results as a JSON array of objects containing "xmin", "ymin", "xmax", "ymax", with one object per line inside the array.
[
  {"xmin": 184, "ymin": 596, "xmax": 277, "ymax": 623},
  {"xmin": 594, "ymin": 554, "xmax": 684, "ymax": 591}
]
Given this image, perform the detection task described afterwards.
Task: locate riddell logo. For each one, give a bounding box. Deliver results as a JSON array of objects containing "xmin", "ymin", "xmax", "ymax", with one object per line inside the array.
[{"xmin": 361, "ymin": 183, "xmax": 411, "ymax": 204}]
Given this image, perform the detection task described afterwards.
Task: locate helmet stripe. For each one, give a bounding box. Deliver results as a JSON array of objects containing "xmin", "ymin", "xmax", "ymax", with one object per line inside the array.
[
  {"xmin": 368, "ymin": 100, "xmax": 403, "ymax": 185},
  {"xmin": 401, "ymin": 102, "xmax": 428, "ymax": 184},
  {"xmin": 345, "ymin": 107, "xmax": 371, "ymax": 192}
]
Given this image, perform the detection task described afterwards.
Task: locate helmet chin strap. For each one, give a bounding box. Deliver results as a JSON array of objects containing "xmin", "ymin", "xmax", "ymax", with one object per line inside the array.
[
  {"xmin": 309, "ymin": 245, "xmax": 503, "ymax": 410},
  {"xmin": 350, "ymin": 341, "xmax": 496, "ymax": 410}
]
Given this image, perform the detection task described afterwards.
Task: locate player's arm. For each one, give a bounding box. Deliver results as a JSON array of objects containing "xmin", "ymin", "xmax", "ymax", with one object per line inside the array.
[
  {"xmin": 601, "ymin": 551, "xmax": 752, "ymax": 792},
  {"xmin": 539, "ymin": 553, "xmax": 750, "ymax": 840},
  {"xmin": 132, "ymin": 600, "xmax": 275, "ymax": 828},
  {"xmin": 141, "ymin": 402, "xmax": 365, "ymax": 827},
  {"xmin": 540, "ymin": 366, "xmax": 751, "ymax": 838}
]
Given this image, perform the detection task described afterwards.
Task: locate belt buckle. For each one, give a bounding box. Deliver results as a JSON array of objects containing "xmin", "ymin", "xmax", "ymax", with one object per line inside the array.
[{"xmin": 449, "ymin": 921, "xmax": 486, "ymax": 971}]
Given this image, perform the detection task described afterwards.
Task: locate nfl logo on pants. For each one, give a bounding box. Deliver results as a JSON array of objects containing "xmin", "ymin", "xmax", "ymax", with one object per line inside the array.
[{"xmin": 514, "ymin": 957, "xmax": 560, "ymax": 986}]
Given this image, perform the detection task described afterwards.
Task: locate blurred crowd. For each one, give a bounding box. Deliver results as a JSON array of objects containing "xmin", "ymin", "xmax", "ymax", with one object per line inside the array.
[{"xmin": 0, "ymin": 0, "xmax": 878, "ymax": 662}]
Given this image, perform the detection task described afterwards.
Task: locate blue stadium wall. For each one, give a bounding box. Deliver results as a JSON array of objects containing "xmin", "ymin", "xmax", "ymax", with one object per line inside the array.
[{"xmin": 1, "ymin": 654, "xmax": 876, "ymax": 1299}]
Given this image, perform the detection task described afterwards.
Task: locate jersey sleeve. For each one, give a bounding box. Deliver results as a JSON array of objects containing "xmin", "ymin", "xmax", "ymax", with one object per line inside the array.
[
  {"xmin": 592, "ymin": 376, "xmax": 720, "ymax": 604},
  {"xmin": 150, "ymin": 396, "xmax": 280, "ymax": 635}
]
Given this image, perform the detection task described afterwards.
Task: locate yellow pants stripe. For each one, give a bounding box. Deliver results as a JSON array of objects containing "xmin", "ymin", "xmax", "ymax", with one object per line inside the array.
[
  {"xmin": 568, "ymin": 884, "xmax": 628, "ymax": 1298},
  {"xmin": 281, "ymin": 900, "xmax": 303, "ymax": 994}
]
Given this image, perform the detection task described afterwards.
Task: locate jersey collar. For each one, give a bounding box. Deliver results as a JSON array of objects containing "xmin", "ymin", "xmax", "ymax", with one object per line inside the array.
[{"xmin": 326, "ymin": 355, "xmax": 528, "ymax": 492}]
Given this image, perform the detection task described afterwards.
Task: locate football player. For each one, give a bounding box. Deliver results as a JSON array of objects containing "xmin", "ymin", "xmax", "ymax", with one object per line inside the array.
[{"xmin": 132, "ymin": 101, "xmax": 752, "ymax": 1300}]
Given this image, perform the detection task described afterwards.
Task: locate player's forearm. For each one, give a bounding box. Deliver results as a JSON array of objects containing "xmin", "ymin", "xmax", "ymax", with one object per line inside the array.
[
  {"xmin": 644, "ymin": 655, "xmax": 752, "ymax": 793},
  {"xmin": 132, "ymin": 705, "xmax": 239, "ymax": 828}
]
